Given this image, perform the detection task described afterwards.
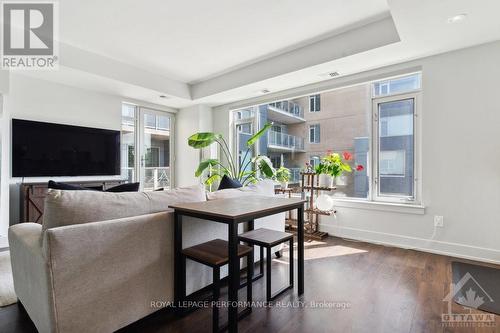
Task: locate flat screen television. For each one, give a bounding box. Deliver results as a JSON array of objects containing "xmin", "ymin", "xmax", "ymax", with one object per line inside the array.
[{"xmin": 12, "ymin": 119, "xmax": 121, "ymax": 177}]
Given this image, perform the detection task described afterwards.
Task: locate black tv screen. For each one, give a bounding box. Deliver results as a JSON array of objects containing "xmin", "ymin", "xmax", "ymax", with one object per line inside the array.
[{"xmin": 12, "ymin": 119, "xmax": 120, "ymax": 177}]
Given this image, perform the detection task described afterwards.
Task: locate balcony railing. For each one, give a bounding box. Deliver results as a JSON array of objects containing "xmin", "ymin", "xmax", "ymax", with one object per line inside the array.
[
  {"xmin": 121, "ymin": 167, "xmax": 170, "ymax": 190},
  {"xmin": 268, "ymin": 131, "xmax": 304, "ymax": 150},
  {"xmin": 268, "ymin": 100, "xmax": 304, "ymax": 118}
]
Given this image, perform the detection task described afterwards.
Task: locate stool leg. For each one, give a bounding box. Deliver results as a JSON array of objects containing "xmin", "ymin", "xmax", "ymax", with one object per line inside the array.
[
  {"xmin": 266, "ymin": 247, "xmax": 272, "ymax": 302},
  {"xmin": 212, "ymin": 267, "xmax": 220, "ymax": 333},
  {"xmin": 247, "ymin": 251, "xmax": 253, "ymax": 306},
  {"xmin": 259, "ymin": 246, "xmax": 264, "ymax": 276},
  {"xmin": 289, "ymin": 238, "xmax": 294, "ymax": 287}
]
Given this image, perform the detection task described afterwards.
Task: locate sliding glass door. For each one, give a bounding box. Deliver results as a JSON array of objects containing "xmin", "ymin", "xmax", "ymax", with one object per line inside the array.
[{"xmin": 121, "ymin": 104, "xmax": 174, "ymax": 191}]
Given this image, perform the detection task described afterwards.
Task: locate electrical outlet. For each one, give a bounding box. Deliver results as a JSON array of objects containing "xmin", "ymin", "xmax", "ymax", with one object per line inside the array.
[{"xmin": 434, "ymin": 215, "xmax": 444, "ymax": 227}]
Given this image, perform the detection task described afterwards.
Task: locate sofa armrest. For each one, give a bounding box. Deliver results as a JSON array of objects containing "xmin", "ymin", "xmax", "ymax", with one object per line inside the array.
[
  {"xmin": 8, "ymin": 223, "xmax": 56, "ymax": 333},
  {"xmin": 42, "ymin": 211, "xmax": 173, "ymax": 332}
]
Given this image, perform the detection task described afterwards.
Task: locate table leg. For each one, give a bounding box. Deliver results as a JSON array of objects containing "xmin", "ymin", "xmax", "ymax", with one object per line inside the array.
[
  {"xmin": 297, "ymin": 204, "xmax": 304, "ymax": 295},
  {"xmin": 248, "ymin": 219, "xmax": 254, "ymax": 231},
  {"xmin": 228, "ymin": 222, "xmax": 239, "ymax": 333},
  {"xmin": 174, "ymin": 212, "xmax": 185, "ymax": 314}
]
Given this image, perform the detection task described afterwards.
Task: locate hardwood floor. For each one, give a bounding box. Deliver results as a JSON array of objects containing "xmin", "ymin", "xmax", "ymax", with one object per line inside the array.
[{"xmin": 1, "ymin": 236, "xmax": 498, "ymax": 333}]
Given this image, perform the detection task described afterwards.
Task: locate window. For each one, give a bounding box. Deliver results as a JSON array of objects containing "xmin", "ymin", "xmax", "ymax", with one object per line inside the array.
[
  {"xmin": 122, "ymin": 104, "xmax": 174, "ymax": 190},
  {"xmin": 309, "ymin": 124, "xmax": 320, "ymax": 143},
  {"xmin": 309, "ymin": 94, "xmax": 320, "ymax": 112},
  {"xmin": 379, "ymin": 150, "xmax": 405, "ymax": 176},
  {"xmin": 230, "ymin": 72, "xmax": 421, "ymax": 204},
  {"xmin": 237, "ymin": 123, "xmax": 252, "ymax": 134},
  {"xmin": 309, "ymin": 156, "xmax": 320, "ymax": 167},
  {"xmin": 145, "ymin": 147, "xmax": 160, "ymax": 168},
  {"xmin": 121, "ymin": 104, "xmax": 136, "ymax": 182},
  {"xmin": 374, "ymin": 95, "xmax": 417, "ymax": 200},
  {"xmin": 373, "ymin": 73, "xmax": 421, "ymax": 97}
]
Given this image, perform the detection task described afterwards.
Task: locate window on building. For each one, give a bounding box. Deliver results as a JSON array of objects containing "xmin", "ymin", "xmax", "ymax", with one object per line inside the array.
[
  {"xmin": 309, "ymin": 94, "xmax": 320, "ymax": 112},
  {"xmin": 309, "ymin": 124, "xmax": 320, "ymax": 143},
  {"xmin": 309, "ymin": 156, "xmax": 320, "ymax": 167},
  {"xmin": 379, "ymin": 150, "xmax": 405, "ymax": 176}
]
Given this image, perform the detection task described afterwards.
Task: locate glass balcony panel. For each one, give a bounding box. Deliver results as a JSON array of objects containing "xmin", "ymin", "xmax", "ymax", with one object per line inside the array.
[
  {"xmin": 268, "ymin": 100, "xmax": 304, "ymax": 119},
  {"xmin": 268, "ymin": 131, "xmax": 304, "ymax": 150}
]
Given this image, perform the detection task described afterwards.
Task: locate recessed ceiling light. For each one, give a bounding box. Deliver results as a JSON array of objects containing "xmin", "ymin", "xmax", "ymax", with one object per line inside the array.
[
  {"xmin": 260, "ymin": 89, "xmax": 270, "ymax": 94},
  {"xmin": 447, "ymin": 14, "xmax": 467, "ymax": 24},
  {"xmin": 159, "ymin": 95, "xmax": 168, "ymax": 99}
]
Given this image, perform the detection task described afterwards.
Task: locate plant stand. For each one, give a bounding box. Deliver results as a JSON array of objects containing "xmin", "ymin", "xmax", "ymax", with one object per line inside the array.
[{"xmin": 282, "ymin": 173, "xmax": 335, "ymax": 240}]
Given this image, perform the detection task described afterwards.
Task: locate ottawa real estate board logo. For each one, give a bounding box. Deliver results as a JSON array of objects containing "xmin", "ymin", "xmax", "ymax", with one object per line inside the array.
[{"xmin": 1, "ymin": 1, "xmax": 58, "ymax": 69}]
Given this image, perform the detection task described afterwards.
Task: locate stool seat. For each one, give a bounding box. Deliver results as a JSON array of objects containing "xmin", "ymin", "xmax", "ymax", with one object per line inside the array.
[
  {"xmin": 182, "ymin": 239, "xmax": 253, "ymax": 267},
  {"xmin": 238, "ymin": 228, "xmax": 293, "ymax": 247},
  {"xmin": 238, "ymin": 228, "xmax": 294, "ymax": 302}
]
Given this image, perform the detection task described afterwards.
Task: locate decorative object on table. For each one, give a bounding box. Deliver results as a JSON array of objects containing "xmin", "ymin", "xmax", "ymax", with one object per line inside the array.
[
  {"xmin": 188, "ymin": 123, "xmax": 275, "ymax": 189},
  {"xmin": 274, "ymin": 166, "xmax": 291, "ymax": 189}
]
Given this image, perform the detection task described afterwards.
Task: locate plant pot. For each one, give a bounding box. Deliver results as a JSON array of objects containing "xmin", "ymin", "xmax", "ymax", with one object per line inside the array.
[
  {"xmin": 318, "ymin": 174, "xmax": 334, "ymax": 188},
  {"xmin": 335, "ymin": 175, "xmax": 347, "ymax": 186},
  {"xmin": 280, "ymin": 181, "xmax": 288, "ymax": 190}
]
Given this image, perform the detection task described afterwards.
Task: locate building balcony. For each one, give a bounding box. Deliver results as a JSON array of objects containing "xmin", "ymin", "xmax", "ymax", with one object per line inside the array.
[
  {"xmin": 267, "ymin": 100, "xmax": 305, "ymax": 124},
  {"xmin": 268, "ymin": 131, "xmax": 305, "ymax": 152}
]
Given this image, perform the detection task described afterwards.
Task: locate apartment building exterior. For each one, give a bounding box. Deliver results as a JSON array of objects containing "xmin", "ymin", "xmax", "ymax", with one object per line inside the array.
[{"xmin": 234, "ymin": 74, "xmax": 418, "ymax": 199}]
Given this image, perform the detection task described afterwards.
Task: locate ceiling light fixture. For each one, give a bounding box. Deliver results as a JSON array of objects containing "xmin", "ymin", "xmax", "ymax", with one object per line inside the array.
[
  {"xmin": 159, "ymin": 95, "xmax": 168, "ymax": 98},
  {"xmin": 447, "ymin": 13, "xmax": 467, "ymax": 24},
  {"xmin": 260, "ymin": 89, "xmax": 270, "ymax": 94}
]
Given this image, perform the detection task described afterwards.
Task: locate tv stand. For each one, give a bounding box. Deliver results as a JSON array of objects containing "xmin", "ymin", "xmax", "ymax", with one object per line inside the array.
[{"xmin": 20, "ymin": 180, "xmax": 124, "ymax": 223}]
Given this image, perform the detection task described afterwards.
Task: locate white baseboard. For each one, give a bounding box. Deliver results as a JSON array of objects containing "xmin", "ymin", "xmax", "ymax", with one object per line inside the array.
[{"xmin": 319, "ymin": 223, "xmax": 500, "ymax": 265}]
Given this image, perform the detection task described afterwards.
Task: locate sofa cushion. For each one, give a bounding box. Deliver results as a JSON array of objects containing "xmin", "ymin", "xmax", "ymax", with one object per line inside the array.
[
  {"xmin": 207, "ymin": 179, "xmax": 275, "ymax": 200},
  {"xmin": 42, "ymin": 184, "xmax": 205, "ymax": 231}
]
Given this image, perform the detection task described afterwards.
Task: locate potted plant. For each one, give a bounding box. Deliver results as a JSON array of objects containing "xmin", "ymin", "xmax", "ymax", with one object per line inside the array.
[
  {"xmin": 275, "ymin": 166, "xmax": 291, "ymax": 189},
  {"xmin": 188, "ymin": 123, "xmax": 275, "ymax": 188},
  {"xmin": 315, "ymin": 152, "xmax": 362, "ymax": 188}
]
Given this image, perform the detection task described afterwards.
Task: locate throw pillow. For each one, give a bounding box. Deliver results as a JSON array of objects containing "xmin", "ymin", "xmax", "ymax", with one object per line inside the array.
[
  {"xmin": 217, "ymin": 175, "xmax": 242, "ymax": 190},
  {"xmin": 105, "ymin": 182, "xmax": 140, "ymax": 192},
  {"xmin": 48, "ymin": 180, "xmax": 103, "ymax": 191}
]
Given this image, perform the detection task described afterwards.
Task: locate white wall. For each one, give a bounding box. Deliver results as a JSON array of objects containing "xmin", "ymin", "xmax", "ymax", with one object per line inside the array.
[
  {"xmin": 175, "ymin": 105, "xmax": 213, "ymax": 187},
  {"xmin": 0, "ymin": 73, "xmax": 177, "ymax": 246},
  {"xmin": 0, "ymin": 73, "xmax": 124, "ymax": 245},
  {"xmin": 213, "ymin": 41, "xmax": 500, "ymax": 263}
]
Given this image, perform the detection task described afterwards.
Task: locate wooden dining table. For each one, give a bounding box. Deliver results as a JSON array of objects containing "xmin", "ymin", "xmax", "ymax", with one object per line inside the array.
[{"xmin": 169, "ymin": 195, "xmax": 305, "ymax": 333}]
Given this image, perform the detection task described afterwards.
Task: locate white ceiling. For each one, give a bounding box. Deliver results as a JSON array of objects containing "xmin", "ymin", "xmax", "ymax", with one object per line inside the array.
[
  {"xmin": 18, "ymin": 0, "xmax": 500, "ymax": 108},
  {"xmin": 59, "ymin": 0, "xmax": 389, "ymax": 83}
]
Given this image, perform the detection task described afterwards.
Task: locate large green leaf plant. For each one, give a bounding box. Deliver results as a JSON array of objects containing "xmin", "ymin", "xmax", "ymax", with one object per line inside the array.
[{"xmin": 188, "ymin": 123, "xmax": 275, "ymax": 187}]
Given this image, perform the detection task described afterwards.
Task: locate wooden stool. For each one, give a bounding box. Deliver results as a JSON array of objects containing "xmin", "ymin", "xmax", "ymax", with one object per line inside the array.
[
  {"xmin": 182, "ymin": 239, "xmax": 253, "ymax": 332},
  {"xmin": 238, "ymin": 228, "xmax": 293, "ymax": 302}
]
